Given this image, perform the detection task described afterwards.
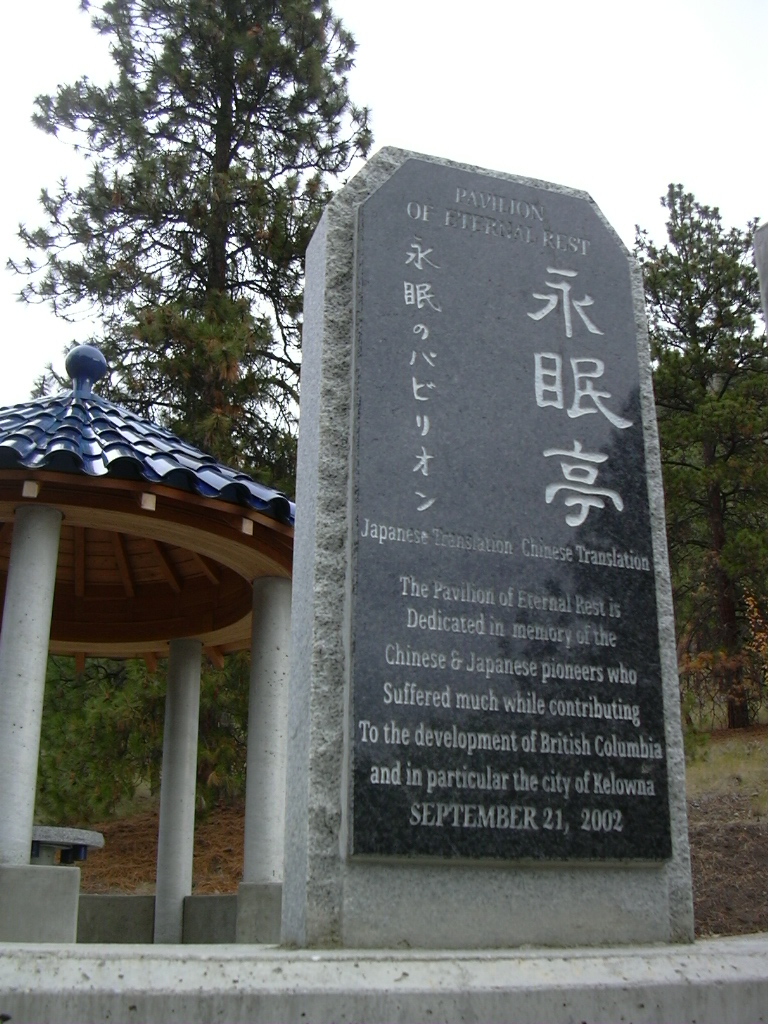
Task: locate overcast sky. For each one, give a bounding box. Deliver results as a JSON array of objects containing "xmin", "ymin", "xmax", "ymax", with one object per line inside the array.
[{"xmin": 0, "ymin": 0, "xmax": 764, "ymax": 406}]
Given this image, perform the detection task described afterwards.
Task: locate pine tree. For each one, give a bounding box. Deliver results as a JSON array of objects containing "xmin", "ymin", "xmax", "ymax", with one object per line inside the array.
[
  {"xmin": 636, "ymin": 185, "xmax": 767, "ymax": 727},
  {"xmin": 17, "ymin": 1, "xmax": 371, "ymax": 817},
  {"xmin": 10, "ymin": 0, "xmax": 371, "ymax": 487},
  {"xmin": 36, "ymin": 653, "xmax": 251, "ymax": 824}
]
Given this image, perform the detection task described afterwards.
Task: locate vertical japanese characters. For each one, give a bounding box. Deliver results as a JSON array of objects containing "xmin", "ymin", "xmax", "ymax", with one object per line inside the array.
[{"xmin": 404, "ymin": 237, "xmax": 442, "ymax": 513}]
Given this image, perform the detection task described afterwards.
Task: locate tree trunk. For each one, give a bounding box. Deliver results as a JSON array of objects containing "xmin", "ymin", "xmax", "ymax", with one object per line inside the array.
[
  {"xmin": 207, "ymin": 1, "xmax": 236, "ymax": 296},
  {"xmin": 727, "ymin": 692, "xmax": 750, "ymax": 729}
]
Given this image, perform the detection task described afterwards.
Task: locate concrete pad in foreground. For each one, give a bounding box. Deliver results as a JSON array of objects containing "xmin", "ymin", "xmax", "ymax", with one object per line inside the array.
[{"xmin": 1, "ymin": 934, "xmax": 767, "ymax": 1023}]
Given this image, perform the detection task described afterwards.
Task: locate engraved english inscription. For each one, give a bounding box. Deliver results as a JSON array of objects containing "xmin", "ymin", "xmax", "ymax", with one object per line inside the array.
[{"xmin": 351, "ymin": 159, "xmax": 671, "ymax": 861}]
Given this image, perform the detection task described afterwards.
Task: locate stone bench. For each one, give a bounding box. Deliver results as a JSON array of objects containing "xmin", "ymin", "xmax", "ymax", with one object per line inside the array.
[{"xmin": 31, "ymin": 826, "xmax": 104, "ymax": 865}]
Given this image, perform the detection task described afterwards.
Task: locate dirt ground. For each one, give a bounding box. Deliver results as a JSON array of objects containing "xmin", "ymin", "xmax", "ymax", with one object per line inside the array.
[
  {"xmin": 688, "ymin": 792, "xmax": 768, "ymax": 936},
  {"xmin": 78, "ymin": 731, "xmax": 768, "ymax": 939}
]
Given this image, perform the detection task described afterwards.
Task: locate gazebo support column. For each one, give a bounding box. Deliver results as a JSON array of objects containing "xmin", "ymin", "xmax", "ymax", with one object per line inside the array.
[
  {"xmin": 153, "ymin": 638, "xmax": 202, "ymax": 943},
  {"xmin": 237, "ymin": 576, "xmax": 291, "ymax": 943},
  {"xmin": 0, "ymin": 506, "xmax": 79, "ymax": 942}
]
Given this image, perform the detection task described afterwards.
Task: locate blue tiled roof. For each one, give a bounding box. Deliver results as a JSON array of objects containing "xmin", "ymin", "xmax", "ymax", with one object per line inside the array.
[{"xmin": 0, "ymin": 346, "xmax": 295, "ymax": 526}]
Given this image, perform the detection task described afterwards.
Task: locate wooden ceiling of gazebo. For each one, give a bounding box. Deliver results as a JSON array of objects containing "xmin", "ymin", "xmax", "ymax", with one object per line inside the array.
[{"xmin": 0, "ymin": 469, "xmax": 293, "ymax": 663}]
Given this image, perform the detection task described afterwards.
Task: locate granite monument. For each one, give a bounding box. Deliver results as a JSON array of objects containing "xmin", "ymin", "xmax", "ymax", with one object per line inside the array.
[{"xmin": 282, "ymin": 149, "xmax": 693, "ymax": 949}]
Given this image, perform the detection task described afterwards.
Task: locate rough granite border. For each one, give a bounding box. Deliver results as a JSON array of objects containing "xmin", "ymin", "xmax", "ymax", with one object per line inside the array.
[{"xmin": 630, "ymin": 251, "xmax": 694, "ymax": 941}]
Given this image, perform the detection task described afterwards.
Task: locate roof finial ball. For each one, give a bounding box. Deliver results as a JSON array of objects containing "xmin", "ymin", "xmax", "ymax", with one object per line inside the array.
[{"xmin": 65, "ymin": 345, "xmax": 109, "ymax": 398}]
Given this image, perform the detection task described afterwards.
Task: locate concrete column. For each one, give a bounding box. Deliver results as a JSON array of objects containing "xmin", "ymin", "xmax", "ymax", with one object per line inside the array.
[
  {"xmin": 153, "ymin": 638, "xmax": 202, "ymax": 943},
  {"xmin": 237, "ymin": 576, "xmax": 291, "ymax": 942},
  {"xmin": 0, "ymin": 505, "xmax": 62, "ymax": 866}
]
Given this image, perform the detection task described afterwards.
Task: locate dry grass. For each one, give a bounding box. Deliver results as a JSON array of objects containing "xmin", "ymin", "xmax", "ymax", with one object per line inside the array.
[{"xmin": 686, "ymin": 723, "xmax": 768, "ymax": 817}]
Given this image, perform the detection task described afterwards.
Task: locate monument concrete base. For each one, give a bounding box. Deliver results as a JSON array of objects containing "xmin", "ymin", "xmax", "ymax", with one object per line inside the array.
[
  {"xmin": 0, "ymin": 935, "xmax": 766, "ymax": 1023},
  {"xmin": 235, "ymin": 882, "xmax": 281, "ymax": 943},
  {"xmin": 0, "ymin": 864, "xmax": 80, "ymax": 942},
  {"xmin": 328, "ymin": 861, "xmax": 674, "ymax": 948}
]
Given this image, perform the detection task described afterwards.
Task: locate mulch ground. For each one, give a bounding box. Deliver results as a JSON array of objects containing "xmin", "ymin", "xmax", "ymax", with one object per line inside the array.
[
  {"xmin": 78, "ymin": 792, "xmax": 768, "ymax": 939},
  {"xmin": 79, "ymin": 803, "xmax": 245, "ymax": 896}
]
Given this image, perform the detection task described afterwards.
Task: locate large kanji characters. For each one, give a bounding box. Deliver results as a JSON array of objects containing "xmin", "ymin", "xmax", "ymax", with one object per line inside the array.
[{"xmin": 530, "ymin": 269, "xmax": 632, "ymax": 527}]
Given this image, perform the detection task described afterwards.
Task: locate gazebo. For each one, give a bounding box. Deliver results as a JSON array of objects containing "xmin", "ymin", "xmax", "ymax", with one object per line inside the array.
[{"xmin": 0, "ymin": 345, "xmax": 294, "ymax": 943}]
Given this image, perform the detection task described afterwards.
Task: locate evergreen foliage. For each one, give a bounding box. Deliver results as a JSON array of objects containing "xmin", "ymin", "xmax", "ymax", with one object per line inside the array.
[
  {"xmin": 636, "ymin": 185, "xmax": 767, "ymax": 727},
  {"xmin": 36, "ymin": 653, "xmax": 251, "ymax": 824},
  {"xmin": 36, "ymin": 657, "xmax": 165, "ymax": 823},
  {"xmin": 10, "ymin": 0, "xmax": 371, "ymax": 486}
]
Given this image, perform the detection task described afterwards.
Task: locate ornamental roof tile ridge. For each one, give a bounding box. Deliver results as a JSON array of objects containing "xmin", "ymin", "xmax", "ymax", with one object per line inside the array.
[{"xmin": 0, "ymin": 347, "xmax": 294, "ymax": 527}]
